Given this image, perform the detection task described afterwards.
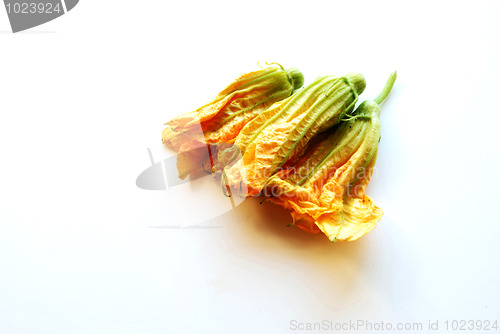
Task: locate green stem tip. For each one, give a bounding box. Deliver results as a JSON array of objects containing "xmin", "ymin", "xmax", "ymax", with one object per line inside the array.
[{"xmin": 374, "ymin": 71, "xmax": 397, "ymax": 105}]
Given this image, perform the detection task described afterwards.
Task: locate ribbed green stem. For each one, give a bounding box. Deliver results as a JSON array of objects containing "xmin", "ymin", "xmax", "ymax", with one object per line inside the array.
[{"xmin": 373, "ymin": 71, "xmax": 397, "ymax": 105}]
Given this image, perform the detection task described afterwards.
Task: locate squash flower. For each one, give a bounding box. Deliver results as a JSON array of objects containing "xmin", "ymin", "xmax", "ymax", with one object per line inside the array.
[
  {"xmin": 162, "ymin": 64, "xmax": 304, "ymax": 179},
  {"xmin": 264, "ymin": 72, "xmax": 397, "ymax": 241}
]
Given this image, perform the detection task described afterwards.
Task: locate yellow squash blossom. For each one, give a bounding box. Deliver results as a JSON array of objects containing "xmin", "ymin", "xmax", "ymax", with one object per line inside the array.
[
  {"xmin": 162, "ymin": 64, "xmax": 304, "ymax": 179},
  {"xmin": 265, "ymin": 72, "xmax": 396, "ymax": 241},
  {"xmin": 220, "ymin": 73, "xmax": 366, "ymax": 197}
]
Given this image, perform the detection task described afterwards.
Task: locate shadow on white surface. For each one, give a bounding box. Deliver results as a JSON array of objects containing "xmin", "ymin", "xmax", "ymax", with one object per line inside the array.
[{"xmin": 209, "ymin": 195, "xmax": 373, "ymax": 293}]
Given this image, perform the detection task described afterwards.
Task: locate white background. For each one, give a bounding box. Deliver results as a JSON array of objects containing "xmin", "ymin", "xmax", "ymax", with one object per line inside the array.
[{"xmin": 1, "ymin": 1, "xmax": 500, "ymax": 333}]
